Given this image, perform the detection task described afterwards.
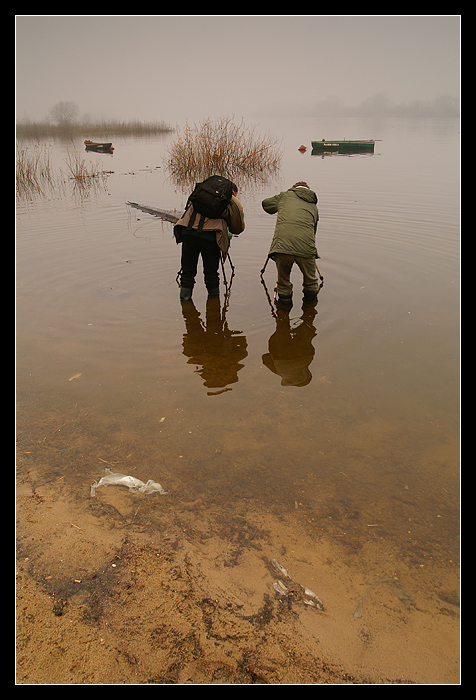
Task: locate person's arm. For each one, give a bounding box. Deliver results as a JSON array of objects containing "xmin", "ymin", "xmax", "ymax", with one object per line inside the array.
[
  {"xmin": 262, "ymin": 192, "xmax": 282, "ymax": 215},
  {"xmin": 227, "ymin": 196, "xmax": 245, "ymax": 235}
]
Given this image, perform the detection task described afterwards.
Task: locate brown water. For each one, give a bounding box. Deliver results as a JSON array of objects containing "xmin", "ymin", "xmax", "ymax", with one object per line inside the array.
[{"xmin": 16, "ymin": 116, "xmax": 460, "ymax": 682}]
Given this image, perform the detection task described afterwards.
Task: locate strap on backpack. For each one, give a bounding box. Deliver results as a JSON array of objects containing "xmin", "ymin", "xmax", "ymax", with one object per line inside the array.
[{"xmin": 186, "ymin": 207, "xmax": 205, "ymax": 233}]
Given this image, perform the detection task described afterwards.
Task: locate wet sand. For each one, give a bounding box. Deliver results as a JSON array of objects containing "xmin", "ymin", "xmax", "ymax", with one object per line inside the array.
[
  {"xmin": 16, "ymin": 405, "xmax": 459, "ymax": 685},
  {"xmin": 16, "ymin": 120, "xmax": 460, "ymax": 685}
]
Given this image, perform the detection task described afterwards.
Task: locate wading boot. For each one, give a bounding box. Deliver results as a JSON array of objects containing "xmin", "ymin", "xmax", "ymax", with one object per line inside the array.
[
  {"xmin": 303, "ymin": 290, "xmax": 318, "ymax": 307},
  {"xmin": 180, "ymin": 286, "xmax": 192, "ymax": 302},
  {"xmin": 276, "ymin": 293, "xmax": 293, "ymax": 311}
]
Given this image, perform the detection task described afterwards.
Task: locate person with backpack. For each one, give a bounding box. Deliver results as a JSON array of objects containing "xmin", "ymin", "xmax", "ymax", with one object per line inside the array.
[
  {"xmin": 262, "ymin": 182, "xmax": 320, "ymax": 307},
  {"xmin": 173, "ymin": 176, "xmax": 245, "ymax": 302}
]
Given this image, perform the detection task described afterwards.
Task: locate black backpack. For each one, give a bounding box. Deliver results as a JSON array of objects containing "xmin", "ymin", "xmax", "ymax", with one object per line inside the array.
[{"xmin": 186, "ymin": 176, "xmax": 234, "ymax": 232}]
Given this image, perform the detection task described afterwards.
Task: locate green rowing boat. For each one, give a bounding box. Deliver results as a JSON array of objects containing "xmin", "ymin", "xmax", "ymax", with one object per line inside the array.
[{"xmin": 311, "ymin": 139, "xmax": 375, "ymax": 154}]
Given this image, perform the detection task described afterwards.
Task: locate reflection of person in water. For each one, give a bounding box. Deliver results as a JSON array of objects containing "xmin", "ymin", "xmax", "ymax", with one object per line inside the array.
[
  {"xmin": 262, "ymin": 301, "xmax": 318, "ymax": 387},
  {"xmin": 181, "ymin": 296, "xmax": 248, "ymax": 394}
]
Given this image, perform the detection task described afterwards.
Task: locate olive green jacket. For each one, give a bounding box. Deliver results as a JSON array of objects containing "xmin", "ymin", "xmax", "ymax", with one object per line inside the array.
[{"xmin": 262, "ymin": 186, "xmax": 319, "ymax": 259}]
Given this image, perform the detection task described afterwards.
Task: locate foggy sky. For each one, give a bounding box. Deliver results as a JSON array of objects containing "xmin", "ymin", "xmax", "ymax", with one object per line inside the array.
[{"xmin": 15, "ymin": 15, "xmax": 460, "ymax": 125}]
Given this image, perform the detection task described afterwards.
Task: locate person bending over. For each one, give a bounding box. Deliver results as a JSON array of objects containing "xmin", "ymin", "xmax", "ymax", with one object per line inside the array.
[
  {"xmin": 262, "ymin": 181, "xmax": 319, "ymax": 306},
  {"xmin": 174, "ymin": 182, "xmax": 245, "ymax": 302}
]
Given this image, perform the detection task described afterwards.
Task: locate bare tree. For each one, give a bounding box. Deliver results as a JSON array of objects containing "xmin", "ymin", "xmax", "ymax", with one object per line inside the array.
[{"xmin": 49, "ymin": 101, "xmax": 79, "ymax": 125}]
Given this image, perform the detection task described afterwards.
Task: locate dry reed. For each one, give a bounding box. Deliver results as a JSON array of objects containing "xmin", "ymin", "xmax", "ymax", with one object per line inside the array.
[
  {"xmin": 16, "ymin": 142, "xmax": 54, "ymax": 198},
  {"xmin": 165, "ymin": 117, "xmax": 282, "ymax": 189},
  {"xmin": 16, "ymin": 143, "xmax": 110, "ymax": 200},
  {"xmin": 63, "ymin": 150, "xmax": 103, "ymax": 181},
  {"xmin": 16, "ymin": 119, "xmax": 173, "ymax": 140},
  {"xmin": 62, "ymin": 150, "xmax": 110, "ymax": 196}
]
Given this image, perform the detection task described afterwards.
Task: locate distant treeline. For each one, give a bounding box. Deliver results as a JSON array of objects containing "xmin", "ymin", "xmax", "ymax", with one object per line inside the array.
[
  {"xmin": 16, "ymin": 119, "xmax": 174, "ymax": 139},
  {"xmin": 305, "ymin": 93, "xmax": 460, "ymax": 118}
]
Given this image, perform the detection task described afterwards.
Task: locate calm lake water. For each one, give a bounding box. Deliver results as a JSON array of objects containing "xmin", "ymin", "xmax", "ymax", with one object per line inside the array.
[{"xmin": 16, "ymin": 116, "xmax": 460, "ymax": 597}]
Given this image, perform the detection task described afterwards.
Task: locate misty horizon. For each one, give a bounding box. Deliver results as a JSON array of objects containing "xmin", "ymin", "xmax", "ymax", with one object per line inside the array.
[
  {"xmin": 16, "ymin": 16, "xmax": 460, "ymax": 127},
  {"xmin": 16, "ymin": 91, "xmax": 460, "ymax": 128},
  {"xmin": 296, "ymin": 92, "xmax": 459, "ymax": 119}
]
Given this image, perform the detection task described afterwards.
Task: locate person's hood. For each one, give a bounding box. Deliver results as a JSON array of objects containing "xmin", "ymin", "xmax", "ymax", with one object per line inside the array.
[{"xmin": 290, "ymin": 186, "xmax": 318, "ymax": 204}]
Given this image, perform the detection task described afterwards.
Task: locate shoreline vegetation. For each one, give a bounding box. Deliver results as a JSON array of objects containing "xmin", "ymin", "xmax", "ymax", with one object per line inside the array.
[
  {"xmin": 16, "ymin": 119, "xmax": 174, "ymax": 140},
  {"xmin": 17, "ymin": 116, "xmax": 284, "ymax": 195},
  {"xmin": 16, "ymin": 116, "xmax": 173, "ymax": 198},
  {"xmin": 165, "ymin": 117, "xmax": 282, "ymax": 189},
  {"xmin": 16, "ymin": 142, "xmax": 112, "ymax": 199}
]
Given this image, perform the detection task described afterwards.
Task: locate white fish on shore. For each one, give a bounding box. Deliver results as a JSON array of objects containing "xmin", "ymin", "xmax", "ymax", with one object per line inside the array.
[
  {"xmin": 270, "ymin": 558, "xmax": 325, "ymax": 611},
  {"xmin": 273, "ymin": 580, "xmax": 289, "ymax": 596},
  {"xmin": 302, "ymin": 587, "xmax": 325, "ymax": 609},
  {"xmin": 90, "ymin": 468, "xmax": 168, "ymax": 497},
  {"xmin": 270, "ymin": 559, "xmax": 289, "ymax": 578}
]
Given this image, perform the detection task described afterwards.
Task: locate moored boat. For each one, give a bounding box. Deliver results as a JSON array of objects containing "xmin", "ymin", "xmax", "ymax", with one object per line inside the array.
[
  {"xmin": 84, "ymin": 140, "xmax": 114, "ymax": 153},
  {"xmin": 311, "ymin": 139, "xmax": 375, "ymax": 154}
]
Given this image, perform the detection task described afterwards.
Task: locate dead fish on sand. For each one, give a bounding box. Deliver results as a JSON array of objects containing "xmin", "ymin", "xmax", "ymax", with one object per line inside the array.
[
  {"xmin": 270, "ymin": 558, "xmax": 324, "ymax": 611},
  {"xmin": 270, "ymin": 559, "xmax": 289, "ymax": 578},
  {"xmin": 90, "ymin": 468, "xmax": 168, "ymax": 497}
]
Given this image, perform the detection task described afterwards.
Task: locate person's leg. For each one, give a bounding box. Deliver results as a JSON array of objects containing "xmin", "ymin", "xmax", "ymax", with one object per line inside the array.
[
  {"xmin": 201, "ymin": 238, "xmax": 221, "ymax": 295},
  {"xmin": 296, "ymin": 256, "xmax": 320, "ymax": 296},
  {"xmin": 180, "ymin": 237, "xmax": 200, "ymax": 299},
  {"xmin": 274, "ymin": 253, "xmax": 294, "ymax": 297}
]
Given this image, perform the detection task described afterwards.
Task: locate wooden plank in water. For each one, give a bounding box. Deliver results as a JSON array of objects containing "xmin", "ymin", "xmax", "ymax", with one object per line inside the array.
[{"xmin": 127, "ymin": 201, "xmax": 180, "ymax": 224}]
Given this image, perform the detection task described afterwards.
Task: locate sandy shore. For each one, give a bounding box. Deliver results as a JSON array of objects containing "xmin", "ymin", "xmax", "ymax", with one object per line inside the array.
[{"xmin": 16, "ymin": 445, "xmax": 460, "ymax": 685}]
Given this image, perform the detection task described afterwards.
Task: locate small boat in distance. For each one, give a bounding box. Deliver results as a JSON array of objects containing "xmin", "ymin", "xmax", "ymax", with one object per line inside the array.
[
  {"xmin": 311, "ymin": 139, "xmax": 375, "ymax": 154},
  {"xmin": 84, "ymin": 140, "xmax": 114, "ymax": 153}
]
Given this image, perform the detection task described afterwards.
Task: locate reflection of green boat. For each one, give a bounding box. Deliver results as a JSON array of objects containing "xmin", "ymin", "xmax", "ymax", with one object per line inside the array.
[{"xmin": 311, "ymin": 139, "xmax": 375, "ymax": 154}]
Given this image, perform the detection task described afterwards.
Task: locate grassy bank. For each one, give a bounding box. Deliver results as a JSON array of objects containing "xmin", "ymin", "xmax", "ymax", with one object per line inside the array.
[{"xmin": 16, "ymin": 119, "xmax": 173, "ymax": 139}]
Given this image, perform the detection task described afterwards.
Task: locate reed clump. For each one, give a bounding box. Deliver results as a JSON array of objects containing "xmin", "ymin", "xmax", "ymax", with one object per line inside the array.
[
  {"xmin": 16, "ymin": 119, "xmax": 173, "ymax": 140},
  {"xmin": 62, "ymin": 150, "xmax": 110, "ymax": 196},
  {"xmin": 16, "ymin": 142, "xmax": 54, "ymax": 198},
  {"xmin": 165, "ymin": 117, "xmax": 282, "ymax": 189},
  {"xmin": 16, "ymin": 143, "xmax": 110, "ymax": 200},
  {"xmin": 64, "ymin": 150, "xmax": 104, "ymax": 181}
]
